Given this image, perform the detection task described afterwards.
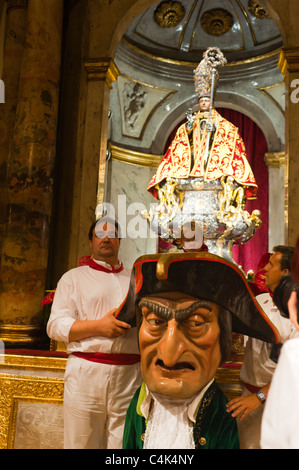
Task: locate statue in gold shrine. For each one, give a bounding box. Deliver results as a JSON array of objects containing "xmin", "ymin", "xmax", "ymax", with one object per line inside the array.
[
  {"xmin": 147, "ymin": 47, "xmax": 257, "ymax": 201},
  {"xmin": 143, "ymin": 47, "xmax": 261, "ymax": 261}
]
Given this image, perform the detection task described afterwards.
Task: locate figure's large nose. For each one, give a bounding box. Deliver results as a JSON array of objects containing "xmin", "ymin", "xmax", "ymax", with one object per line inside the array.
[{"xmin": 158, "ymin": 319, "xmax": 187, "ymax": 367}]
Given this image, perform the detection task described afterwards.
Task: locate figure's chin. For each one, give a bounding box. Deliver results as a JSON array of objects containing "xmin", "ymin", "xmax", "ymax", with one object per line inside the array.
[{"xmin": 148, "ymin": 375, "xmax": 195, "ymax": 400}]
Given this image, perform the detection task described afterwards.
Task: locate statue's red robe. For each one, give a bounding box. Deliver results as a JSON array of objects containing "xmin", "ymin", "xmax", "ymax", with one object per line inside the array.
[{"xmin": 147, "ymin": 110, "xmax": 257, "ymax": 199}]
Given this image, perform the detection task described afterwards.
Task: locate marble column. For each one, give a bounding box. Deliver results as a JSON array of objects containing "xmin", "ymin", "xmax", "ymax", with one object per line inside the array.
[
  {"xmin": 278, "ymin": 48, "xmax": 299, "ymax": 245},
  {"xmin": 264, "ymin": 152, "xmax": 286, "ymax": 249},
  {"xmin": 84, "ymin": 58, "xmax": 119, "ymax": 208},
  {"xmin": 0, "ymin": 0, "xmax": 63, "ymax": 347},
  {"xmin": 0, "ymin": 0, "xmax": 28, "ymax": 261},
  {"xmin": 68, "ymin": 57, "xmax": 120, "ymax": 265}
]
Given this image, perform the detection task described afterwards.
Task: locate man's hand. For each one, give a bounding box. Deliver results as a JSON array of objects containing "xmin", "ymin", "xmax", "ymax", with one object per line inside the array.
[
  {"xmin": 98, "ymin": 309, "xmax": 131, "ymax": 338},
  {"xmin": 68, "ymin": 309, "xmax": 131, "ymax": 342},
  {"xmin": 226, "ymin": 394, "xmax": 262, "ymax": 421}
]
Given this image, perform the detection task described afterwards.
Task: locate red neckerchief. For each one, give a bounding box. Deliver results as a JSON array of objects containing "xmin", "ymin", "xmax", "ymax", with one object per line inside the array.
[{"xmin": 88, "ymin": 258, "xmax": 124, "ymax": 273}]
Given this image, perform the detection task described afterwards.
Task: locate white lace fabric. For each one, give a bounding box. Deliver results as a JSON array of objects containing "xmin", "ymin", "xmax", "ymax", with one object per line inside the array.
[{"xmin": 143, "ymin": 394, "xmax": 195, "ymax": 449}]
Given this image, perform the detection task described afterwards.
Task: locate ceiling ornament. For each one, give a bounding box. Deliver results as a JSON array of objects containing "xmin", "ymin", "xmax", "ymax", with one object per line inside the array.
[
  {"xmin": 248, "ymin": 0, "xmax": 268, "ymax": 19},
  {"xmin": 154, "ymin": 1, "xmax": 185, "ymax": 28},
  {"xmin": 201, "ymin": 8, "xmax": 234, "ymax": 36}
]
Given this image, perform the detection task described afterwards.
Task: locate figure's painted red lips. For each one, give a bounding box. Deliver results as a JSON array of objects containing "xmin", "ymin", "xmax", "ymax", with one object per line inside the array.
[{"xmin": 156, "ymin": 359, "xmax": 195, "ymax": 371}]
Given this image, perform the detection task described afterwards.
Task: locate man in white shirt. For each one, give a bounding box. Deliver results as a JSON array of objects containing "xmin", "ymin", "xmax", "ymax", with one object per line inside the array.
[
  {"xmin": 47, "ymin": 217, "xmax": 142, "ymax": 449},
  {"xmin": 226, "ymin": 245, "xmax": 299, "ymax": 449},
  {"xmin": 261, "ymin": 335, "xmax": 299, "ymax": 449},
  {"xmin": 261, "ymin": 267, "xmax": 299, "ymax": 449}
]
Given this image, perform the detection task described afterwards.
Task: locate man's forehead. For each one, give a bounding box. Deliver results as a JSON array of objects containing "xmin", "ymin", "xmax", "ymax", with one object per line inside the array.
[{"xmin": 270, "ymin": 252, "xmax": 282, "ymax": 264}]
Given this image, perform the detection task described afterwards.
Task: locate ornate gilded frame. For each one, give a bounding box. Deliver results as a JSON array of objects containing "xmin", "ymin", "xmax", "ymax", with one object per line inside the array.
[{"xmin": 0, "ymin": 354, "xmax": 66, "ymax": 449}]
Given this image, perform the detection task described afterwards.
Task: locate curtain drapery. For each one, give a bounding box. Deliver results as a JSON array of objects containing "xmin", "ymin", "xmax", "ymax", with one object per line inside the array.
[{"xmin": 218, "ymin": 108, "xmax": 268, "ymax": 274}]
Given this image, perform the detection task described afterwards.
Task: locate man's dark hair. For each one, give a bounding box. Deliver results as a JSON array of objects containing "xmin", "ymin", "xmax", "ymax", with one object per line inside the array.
[
  {"xmin": 273, "ymin": 245, "xmax": 294, "ymax": 271},
  {"xmin": 88, "ymin": 217, "xmax": 121, "ymax": 241}
]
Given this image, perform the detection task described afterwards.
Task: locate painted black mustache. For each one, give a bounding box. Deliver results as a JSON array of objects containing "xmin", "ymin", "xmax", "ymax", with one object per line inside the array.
[{"xmin": 156, "ymin": 359, "xmax": 195, "ymax": 370}]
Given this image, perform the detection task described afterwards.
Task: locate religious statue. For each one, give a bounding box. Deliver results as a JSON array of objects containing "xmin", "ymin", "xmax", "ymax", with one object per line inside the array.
[
  {"xmin": 142, "ymin": 47, "xmax": 262, "ymax": 262},
  {"xmin": 115, "ymin": 252, "xmax": 280, "ymax": 449},
  {"xmin": 147, "ymin": 47, "xmax": 257, "ymax": 199}
]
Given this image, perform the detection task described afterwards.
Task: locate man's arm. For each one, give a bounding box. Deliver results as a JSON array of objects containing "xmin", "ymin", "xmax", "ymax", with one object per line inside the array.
[
  {"xmin": 47, "ymin": 275, "xmax": 131, "ymax": 344},
  {"xmin": 68, "ymin": 309, "xmax": 131, "ymax": 342},
  {"xmin": 226, "ymin": 383, "xmax": 271, "ymax": 421}
]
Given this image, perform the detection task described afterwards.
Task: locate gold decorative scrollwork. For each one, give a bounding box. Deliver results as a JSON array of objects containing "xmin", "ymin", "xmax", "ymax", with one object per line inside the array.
[
  {"xmin": 154, "ymin": 1, "xmax": 185, "ymax": 28},
  {"xmin": 216, "ymin": 176, "xmax": 259, "ymax": 225},
  {"xmin": 142, "ymin": 177, "xmax": 184, "ymax": 229}
]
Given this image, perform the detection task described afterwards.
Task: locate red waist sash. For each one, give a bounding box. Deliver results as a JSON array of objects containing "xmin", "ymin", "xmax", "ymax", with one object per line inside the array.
[{"xmin": 72, "ymin": 351, "xmax": 140, "ymax": 365}]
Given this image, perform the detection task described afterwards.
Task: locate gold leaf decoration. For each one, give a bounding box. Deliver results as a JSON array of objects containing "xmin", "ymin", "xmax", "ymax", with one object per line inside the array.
[
  {"xmin": 248, "ymin": 0, "xmax": 269, "ymax": 20},
  {"xmin": 154, "ymin": 1, "xmax": 185, "ymax": 28},
  {"xmin": 201, "ymin": 8, "xmax": 234, "ymax": 36}
]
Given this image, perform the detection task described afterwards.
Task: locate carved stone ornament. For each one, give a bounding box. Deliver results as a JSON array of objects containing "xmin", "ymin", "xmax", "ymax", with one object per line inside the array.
[
  {"xmin": 154, "ymin": 1, "xmax": 185, "ymax": 28},
  {"xmin": 201, "ymin": 8, "xmax": 234, "ymax": 36},
  {"xmin": 248, "ymin": 0, "xmax": 268, "ymax": 19}
]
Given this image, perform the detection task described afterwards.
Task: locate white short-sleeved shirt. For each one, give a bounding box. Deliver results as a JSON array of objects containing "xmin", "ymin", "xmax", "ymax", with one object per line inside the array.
[
  {"xmin": 240, "ymin": 293, "xmax": 299, "ymax": 388},
  {"xmin": 261, "ymin": 338, "xmax": 299, "ymax": 449},
  {"xmin": 46, "ymin": 260, "xmax": 139, "ymax": 355}
]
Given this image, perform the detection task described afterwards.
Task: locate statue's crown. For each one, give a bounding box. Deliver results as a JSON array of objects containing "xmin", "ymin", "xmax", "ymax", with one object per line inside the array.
[{"xmin": 194, "ymin": 47, "xmax": 227, "ymax": 99}]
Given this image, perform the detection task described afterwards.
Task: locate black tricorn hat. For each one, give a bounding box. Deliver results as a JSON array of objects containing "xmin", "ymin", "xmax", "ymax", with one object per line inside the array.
[{"xmin": 115, "ymin": 252, "xmax": 280, "ymax": 344}]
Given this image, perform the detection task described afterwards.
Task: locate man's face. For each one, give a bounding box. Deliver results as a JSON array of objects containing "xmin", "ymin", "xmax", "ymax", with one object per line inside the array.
[
  {"xmin": 138, "ymin": 292, "xmax": 221, "ymax": 399},
  {"xmin": 264, "ymin": 252, "xmax": 288, "ymax": 292},
  {"xmin": 199, "ymin": 96, "xmax": 211, "ymax": 111},
  {"xmin": 89, "ymin": 221, "xmax": 120, "ymax": 264}
]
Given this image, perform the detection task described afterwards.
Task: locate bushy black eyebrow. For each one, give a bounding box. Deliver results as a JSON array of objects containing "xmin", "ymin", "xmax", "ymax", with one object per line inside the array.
[
  {"xmin": 139, "ymin": 299, "xmax": 173, "ymax": 320},
  {"xmin": 138, "ymin": 299, "xmax": 213, "ymax": 322},
  {"xmin": 175, "ymin": 300, "xmax": 212, "ymax": 321}
]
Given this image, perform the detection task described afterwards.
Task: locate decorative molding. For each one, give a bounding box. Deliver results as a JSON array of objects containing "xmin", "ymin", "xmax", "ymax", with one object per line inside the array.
[
  {"xmin": 278, "ymin": 48, "xmax": 299, "ymax": 77},
  {"xmin": 259, "ymin": 82, "xmax": 285, "ymax": 116},
  {"xmin": 0, "ymin": 353, "xmax": 67, "ymax": 372},
  {"xmin": 110, "ymin": 144, "xmax": 162, "ymax": 168},
  {"xmin": 122, "ymin": 37, "xmax": 281, "ymax": 68},
  {"xmin": 84, "ymin": 58, "xmax": 119, "ymax": 88},
  {"xmin": 0, "ymin": 324, "xmax": 45, "ymax": 346},
  {"xmin": 264, "ymin": 151, "xmax": 285, "ymax": 167}
]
